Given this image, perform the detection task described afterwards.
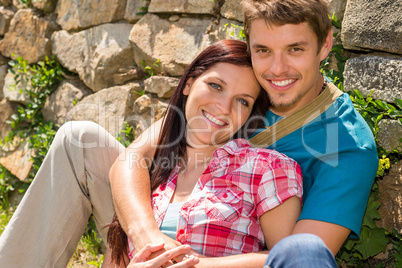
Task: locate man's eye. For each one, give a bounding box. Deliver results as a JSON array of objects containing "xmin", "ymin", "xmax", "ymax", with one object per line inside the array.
[
  {"xmin": 237, "ymin": 98, "xmax": 249, "ymax": 107},
  {"xmin": 210, "ymin": 83, "xmax": 221, "ymax": 91},
  {"xmin": 291, "ymin": 47, "xmax": 303, "ymax": 52},
  {"xmin": 257, "ymin": 48, "xmax": 269, "ymax": 53}
]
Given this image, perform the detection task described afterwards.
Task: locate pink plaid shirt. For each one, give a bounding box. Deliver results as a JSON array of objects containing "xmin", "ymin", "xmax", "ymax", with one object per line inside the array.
[{"xmin": 129, "ymin": 139, "xmax": 302, "ymax": 258}]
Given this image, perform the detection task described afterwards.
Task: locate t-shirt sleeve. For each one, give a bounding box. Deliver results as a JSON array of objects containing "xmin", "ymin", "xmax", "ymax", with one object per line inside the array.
[
  {"xmin": 256, "ymin": 154, "xmax": 303, "ymax": 218},
  {"xmin": 299, "ymin": 145, "xmax": 378, "ymax": 237}
]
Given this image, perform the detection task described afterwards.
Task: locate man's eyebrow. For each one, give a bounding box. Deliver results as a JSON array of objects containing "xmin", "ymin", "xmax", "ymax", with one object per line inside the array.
[
  {"xmin": 250, "ymin": 43, "xmax": 268, "ymax": 49},
  {"xmin": 288, "ymin": 41, "xmax": 309, "ymax": 47}
]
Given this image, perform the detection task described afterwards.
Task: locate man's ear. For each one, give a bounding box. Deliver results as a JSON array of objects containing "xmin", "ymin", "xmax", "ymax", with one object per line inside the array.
[
  {"xmin": 319, "ymin": 29, "xmax": 333, "ymax": 61},
  {"xmin": 183, "ymin": 78, "xmax": 194, "ymax": 96}
]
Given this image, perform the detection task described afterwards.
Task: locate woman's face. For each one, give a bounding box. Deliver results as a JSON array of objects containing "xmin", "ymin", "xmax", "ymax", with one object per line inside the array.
[{"xmin": 183, "ymin": 62, "xmax": 261, "ymax": 148}]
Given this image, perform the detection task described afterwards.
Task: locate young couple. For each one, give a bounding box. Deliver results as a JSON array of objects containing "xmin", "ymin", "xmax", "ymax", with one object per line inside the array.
[{"xmin": 0, "ymin": 0, "xmax": 378, "ymax": 267}]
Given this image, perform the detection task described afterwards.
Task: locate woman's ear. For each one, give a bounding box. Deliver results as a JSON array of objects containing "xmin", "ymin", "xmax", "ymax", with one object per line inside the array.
[{"xmin": 183, "ymin": 78, "xmax": 194, "ymax": 96}]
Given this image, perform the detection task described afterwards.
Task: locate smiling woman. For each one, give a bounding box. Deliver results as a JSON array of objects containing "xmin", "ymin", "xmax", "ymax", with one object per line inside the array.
[
  {"xmin": 183, "ymin": 62, "xmax": 261, "ymax": 148},
  {"xmin": 104, "ymin": 40, "xmax": 303, "ymax": 268}
]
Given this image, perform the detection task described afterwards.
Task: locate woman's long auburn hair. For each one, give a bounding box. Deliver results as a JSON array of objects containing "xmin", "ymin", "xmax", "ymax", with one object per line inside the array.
[{"xmin": 107, "ymin": 39, "xmax": 269, "ymax": 265}]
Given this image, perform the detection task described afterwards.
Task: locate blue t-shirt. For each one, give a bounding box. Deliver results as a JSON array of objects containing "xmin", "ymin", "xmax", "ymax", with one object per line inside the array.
[{"xmin": 261, "ymin": 91, "xmax": 378, "ymax": 237}]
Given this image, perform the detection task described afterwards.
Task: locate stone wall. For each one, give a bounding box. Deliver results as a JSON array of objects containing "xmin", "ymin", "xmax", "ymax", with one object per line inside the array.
[{"xmin": 0, "ymin": 0, "xmax": 401, "ymax": 245}]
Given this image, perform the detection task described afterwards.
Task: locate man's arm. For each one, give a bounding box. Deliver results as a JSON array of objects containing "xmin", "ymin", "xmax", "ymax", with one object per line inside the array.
[
  {"xmin": 292, "ymin": 220, "xmax": 350, "ymax": 255},
  {"xmin": 109, "ymin": 119, "xmax": 183, "ymax": 253},
  {"xmin": 192, "ymin": 196, "xmax": 302, "ymax": 268}
]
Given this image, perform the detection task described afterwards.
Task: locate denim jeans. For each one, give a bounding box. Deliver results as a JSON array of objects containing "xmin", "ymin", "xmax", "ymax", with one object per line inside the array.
[{"xmin": 264, "ymin": 233, "xmax": 338, "ymax": 268}]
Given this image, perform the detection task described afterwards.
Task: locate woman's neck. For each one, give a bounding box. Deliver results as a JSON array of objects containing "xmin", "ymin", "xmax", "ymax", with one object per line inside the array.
[
  {"xmin": 182, "ymin": 144, "xmax": 218, "ymax": 172},
  {"xmin": 171, "ymin": 144, "xmax": 219, "ymax": 203}
]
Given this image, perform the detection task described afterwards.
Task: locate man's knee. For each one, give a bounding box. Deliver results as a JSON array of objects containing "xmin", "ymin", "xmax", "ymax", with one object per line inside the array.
[
  {"xmin": 276, "ymin": 233, "xmax": 328, "ymax": 252},
  {"xmin": 265, "ymin": 234, "xmax": 337, "ymax": 268}
]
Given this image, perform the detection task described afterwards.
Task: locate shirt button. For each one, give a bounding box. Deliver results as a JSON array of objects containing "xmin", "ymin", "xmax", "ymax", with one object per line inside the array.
[
  {"xmin": 223, "ymin": 193, "xmax": 228, "ymax": 198},
  {"xmin": 182, "ymin": 206, "xmax": 187, "ymax": 211},
  {"xmin": 179, "ymin": 229, "xmax": 185, "ymax": 234}
]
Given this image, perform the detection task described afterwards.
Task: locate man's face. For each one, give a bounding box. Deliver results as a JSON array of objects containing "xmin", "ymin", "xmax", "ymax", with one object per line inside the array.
[{"xmin": 249, "ymin": 20, "xmax": 331, "ymax": 116}]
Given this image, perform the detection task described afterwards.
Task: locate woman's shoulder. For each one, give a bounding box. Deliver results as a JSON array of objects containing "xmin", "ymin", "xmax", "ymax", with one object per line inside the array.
[{"xmin": 222, "ymin": 139, "xmax": 299, "ymax": 167}]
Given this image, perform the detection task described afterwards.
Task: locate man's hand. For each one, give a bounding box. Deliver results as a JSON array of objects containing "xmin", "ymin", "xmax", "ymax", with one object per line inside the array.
[{"xmin": 128, "ymin": 243, "xmax": 199, "ymax": 268}]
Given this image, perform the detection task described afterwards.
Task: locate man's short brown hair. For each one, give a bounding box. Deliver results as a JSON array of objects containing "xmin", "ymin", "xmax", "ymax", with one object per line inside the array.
[{"xmin": 242, "ymin": 0, "xmax": 332, "ymax": 50}]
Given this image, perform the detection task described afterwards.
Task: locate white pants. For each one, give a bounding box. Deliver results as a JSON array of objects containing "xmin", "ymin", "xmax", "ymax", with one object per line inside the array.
[{"xmin": 0, "ymin": 121, "xmax": 125, "ymax": 267}]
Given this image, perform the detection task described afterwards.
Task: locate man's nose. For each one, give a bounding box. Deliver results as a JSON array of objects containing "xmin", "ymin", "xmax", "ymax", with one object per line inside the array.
[{"xmin": 270, "ymin": 53, "xmax": 289, "ymax": 76}]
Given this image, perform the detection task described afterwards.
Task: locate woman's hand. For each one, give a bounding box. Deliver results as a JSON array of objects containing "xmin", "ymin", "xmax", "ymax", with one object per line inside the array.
[
  {"xmin": 128, "ymin": 243, "xmax": 199, "ymax": 268},
  {"xmin": 132, "ymin": 229, "xmax": 201, "ymax": 263}
]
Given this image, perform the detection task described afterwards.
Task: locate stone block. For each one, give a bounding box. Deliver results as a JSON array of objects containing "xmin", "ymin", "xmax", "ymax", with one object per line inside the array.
[
  {"xmin": 378, "ymin": 160, "xmax": 402, "ymax": 233},
  {"xmin": 342, "ymin": 0, "xmax": 402, "ymax": 54},
  {"xmin": 51, "ymin": 23, "xmax": 135, "ymax": 92},
  {"xmin": 0, "ymin": 9, "xmax": 59, "ymax": 64},
  {"xmin": 66, "ymin": 83, "xmax": 142, "ymax": 137},
  {"xmin": 0, "ymin": 6, "xmax": 14, "ymax": 35},
  {"xmin": 124, "ymin": 0, "xmax": 150, "ymax": 23},
  {"xmin": 42, "ymin": 79, "xmax": 92, "ymax": 126},
  {"xmin": 377, "ymin": 120, "xmax": 402, "ymax": 152},
  {"xmin": 129, "ymin": 13, "xmax": 217, "ymax": 77},
  {"xmin": 148, "ymin": 0, "xmax": 215, "ymax": 14},
  {"xmin": 221, "ymin": 0, "xmax": 243, "ymax": 22},
  {"xmin": 56, "ymin": 0, "xmax": 127, "ymax": 31},
  {"xmin": 0, "ymin": 98, "xmax": 17, "ymax": 141},
  {"xmin": 344, "ymin": 56, "xmax": 402, "ymax": 103},
  {"xmin": 144, "ymin": 76, "xmax": 179, "ymax": 98},
  {"xmin": 2, "ymin": 71, "xmax": 31, "ymax": 105},
  {"xmin": 0, "ymin": 137, "xmax": 35, "ymax": 182}
]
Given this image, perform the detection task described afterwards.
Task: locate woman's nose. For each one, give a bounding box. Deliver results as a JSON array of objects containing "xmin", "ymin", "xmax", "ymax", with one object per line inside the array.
[{"xmin": 216, "ymin": 96, "xmax": 232, "ymax": 114}]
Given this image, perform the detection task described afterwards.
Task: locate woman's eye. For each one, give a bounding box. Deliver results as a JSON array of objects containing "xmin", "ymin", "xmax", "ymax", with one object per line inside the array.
[
  {"xmin": 210, "ymin": 83, "xmax": 221, "ymax": 91},
  {"xmin": 237, "ymin": 98, "xmax": 249, "ymax": 107}
]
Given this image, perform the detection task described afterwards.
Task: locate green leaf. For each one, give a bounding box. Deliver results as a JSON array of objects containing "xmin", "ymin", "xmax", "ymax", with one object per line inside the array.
[
  {"xmin": 354, "ymin": 89, "xmax": 364, "ymax": 99},
  {"xmin": 353, "ymin": 227, "xmax": 388, "ymax": 259},
  {"xmin": 385, "ymin": 103, "xmax": 396, "ymax": 111},
  {"xmin": 331, "ymin": 18, "xmax": 341, "ymax": 29},
  {"xmin": 344, "ymin": 238, "xmax": 358, "ymax": 251},
  {"xmin": 362, "ymin": 196, "xmax": 382, "ymax": 229},
  {"xmin": 389, "ymin": 110, "xmax": 402, "ymax": 118},
  {"xmin": 395, "ymin": 98, "xmax": 402, "ymax": 109},
  {"xmin": 374, "ymin": 99, "xmax": 388, "ymax": 110},
  {"xmin": 332, "ymin": 44, "xmax": 343, "ymax": 53}
]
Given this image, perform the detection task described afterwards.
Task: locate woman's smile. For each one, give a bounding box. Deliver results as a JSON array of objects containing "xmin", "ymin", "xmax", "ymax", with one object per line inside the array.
[{"xmin": 202, "ymin": 110, "xmax": 228, "ymax": 127}]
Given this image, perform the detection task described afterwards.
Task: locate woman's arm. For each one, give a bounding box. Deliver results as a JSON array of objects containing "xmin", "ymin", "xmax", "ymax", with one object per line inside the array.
[{"xmin": 109, "ymin": 120, "xmax": 184, "ymax": 254}]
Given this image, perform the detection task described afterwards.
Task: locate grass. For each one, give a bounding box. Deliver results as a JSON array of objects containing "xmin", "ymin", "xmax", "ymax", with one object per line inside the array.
[
  {"xmin": 0, "ymin": 200, "xmax": 14, "ymax": 237},
  {"xmin": 67, "ymin": 221, "xmax": 105, "ymax": 267},
  {"xmin": 0, "ymin": 200, "xmax": 104, "ymax": 267}
]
